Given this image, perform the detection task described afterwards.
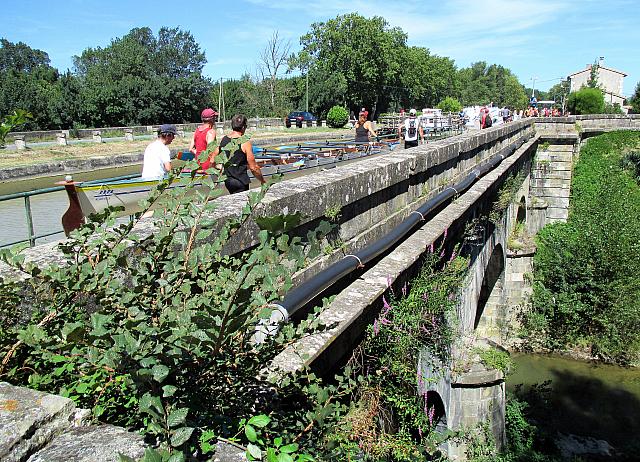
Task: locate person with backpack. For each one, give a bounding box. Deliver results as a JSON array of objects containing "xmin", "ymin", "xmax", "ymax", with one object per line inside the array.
[
  {"xmin": 399, "ymin": 108, "xmax": 423, "ymax": 149},
  {"xmin": 480, "ymin": 107, "xmax": 493, "ymax": 129}
]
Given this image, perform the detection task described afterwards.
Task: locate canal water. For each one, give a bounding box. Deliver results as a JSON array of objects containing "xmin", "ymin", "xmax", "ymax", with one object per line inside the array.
[
  {"xmin": 508, "ymin": 353, "xmax": 640, "ymax": 455},
  {"xmin": 0, "ymin": 151, "xmax": 383, "ymax": 248},
  {"xmin": 0, "ymin": 164, "xmax": 141, "ymax": 248}
]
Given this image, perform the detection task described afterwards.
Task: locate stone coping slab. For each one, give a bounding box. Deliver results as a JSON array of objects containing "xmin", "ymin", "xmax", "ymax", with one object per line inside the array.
[
  {"xmin": 26, "ymin": 425, "xmax": 146, "ymax": 462},
  {"xmin": 0, "ymin": 382, "xmax": 76, "ymax": 462}
]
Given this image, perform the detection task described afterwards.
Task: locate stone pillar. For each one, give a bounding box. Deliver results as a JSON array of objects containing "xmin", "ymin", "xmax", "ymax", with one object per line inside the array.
[
  {"xmin": 92, "ymin": 130, "xmax": 102, "ymax": 143},
  {"xmin": 14, "ymin": 135, "xmax": 26, "ymax": 150},
  {"xmin": 312, "ymin": 120, "xmax": 317, "ymax": 127},
  {"xmin": 147, "ymin": 125, "xmax": 154, "ymax": 133},
  {"xmin": 321, "ymin": 120, "xmax": 327, "ymax": 127},
  {"xmin": 57, "ymin": 132, "xmax": 68, "ymax": 146},
  {"xmin": 124, "ymin": 129, "xmax": 134, "ymax": 141}
]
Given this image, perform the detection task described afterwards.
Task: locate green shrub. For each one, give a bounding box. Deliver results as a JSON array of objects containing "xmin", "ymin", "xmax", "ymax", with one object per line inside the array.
[
  {"xmin": 437, "ymin": 97, "xmax": 462, "ymax": 113},
  {"xmin": 566, "ymin": 87, "xmax": 605, "ymax": 114},
  {"xmin": 525, "ymin": 131, "xmax": 640, "ymax": 364},
  {"xmin": 326, "ymin": 105, "xmax": 349, "ymax": 128}
]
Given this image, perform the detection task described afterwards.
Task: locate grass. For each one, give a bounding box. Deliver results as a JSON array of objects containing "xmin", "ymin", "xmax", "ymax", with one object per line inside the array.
[{"xmin": 0, "ymin": 127, "xmax": 348, "ymax": 170}]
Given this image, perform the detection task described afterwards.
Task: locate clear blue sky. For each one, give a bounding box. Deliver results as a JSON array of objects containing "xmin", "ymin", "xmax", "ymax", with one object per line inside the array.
[{"xmin": 3, "ymin": 0, "xmax": 639, "ymax": 98}]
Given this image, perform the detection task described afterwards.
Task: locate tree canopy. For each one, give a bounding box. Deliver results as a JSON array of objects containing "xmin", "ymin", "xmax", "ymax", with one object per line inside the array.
[{"xmin": 1, "ymin": 14, "xmax": 548, "ymax": 130}]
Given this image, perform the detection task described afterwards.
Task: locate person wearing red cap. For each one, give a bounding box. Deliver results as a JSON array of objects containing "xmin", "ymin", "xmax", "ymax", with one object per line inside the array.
[
  {"xmin": 189, "ymin": 108, "xmax": 218, "ymax": 169},
  {"xmin": 354, "ymin": 109, "xmax": 377, "ymax": 142}
]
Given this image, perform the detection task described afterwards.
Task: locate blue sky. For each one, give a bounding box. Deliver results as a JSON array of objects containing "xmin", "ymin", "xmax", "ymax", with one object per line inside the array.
[{"xmin": 3, "ymin": 0, "xmax": 639, "ymax": 98}]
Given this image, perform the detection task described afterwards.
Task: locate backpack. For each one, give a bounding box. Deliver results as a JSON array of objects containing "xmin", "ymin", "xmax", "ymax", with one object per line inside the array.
[
  {"xmin": 408, "ymin": 120, "xmax": 417, "ymax": 137},
  {"xmin": 484, "ymin": 114, "xmax": 493, "ymax": 128}
]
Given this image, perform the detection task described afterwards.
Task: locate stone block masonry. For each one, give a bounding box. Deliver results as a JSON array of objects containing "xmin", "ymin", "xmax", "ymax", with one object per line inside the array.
[{"xmin": 0, "ymin": 382, "xmax": 145, "ymax": 462}]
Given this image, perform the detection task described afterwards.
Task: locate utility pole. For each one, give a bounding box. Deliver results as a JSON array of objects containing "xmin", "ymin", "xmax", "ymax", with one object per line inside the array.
[
  {"xmin": 305, "ymin": 72, "xmax": 309, "ymax": 112},
  {"xmin": 530, "ymin": 76, "xmax": 538, "ymax": 98},
  {"xmin": 218, "ymin": 78, "xmax": 226, "ymax": 123}
]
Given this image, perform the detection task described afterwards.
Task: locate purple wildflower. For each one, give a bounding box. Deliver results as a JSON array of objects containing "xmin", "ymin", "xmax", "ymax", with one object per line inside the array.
[
  {"xmin": 429, "ymin": 243, "xmax": 434, "ymax": 253},
  {"xmin": 440, "ymin": 249, "xmax": 446, "ymax": 258},
  {"xmin": 429, "ymin": 406, "xmax": 435, "ymax": 426},
  {"xmin": 444, "ymin": 228, "xmax": 448, "ymax": 239},
  {"xmin": 449, "ymin": 250, "xmax": 457, "ymax": 262},
  {"xmin": 373, "ymin": 319, "xmax": 380, "ymax": 336},
  {"xmin": 422, "ymin": 292, "xmax": 429, "ymax": 302}
]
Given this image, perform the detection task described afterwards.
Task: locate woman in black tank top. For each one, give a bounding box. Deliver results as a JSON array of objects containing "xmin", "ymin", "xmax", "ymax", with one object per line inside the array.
[
  {"xmin": 354, "ymin": 110, "xmax": 376, "ymax": 142},
  {"xmin": 211, "ymin": 114, "xmax": 266, "ymax": 194}
]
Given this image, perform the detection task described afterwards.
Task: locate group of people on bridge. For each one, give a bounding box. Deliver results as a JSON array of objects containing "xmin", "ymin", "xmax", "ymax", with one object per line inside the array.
[{"xmin": 141, "ymin": 109, "xmax": 265, "ymax": 194}]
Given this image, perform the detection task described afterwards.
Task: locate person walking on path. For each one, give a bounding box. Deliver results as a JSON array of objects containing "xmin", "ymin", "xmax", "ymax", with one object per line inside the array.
[
  {"xmin": 189, "ymin": 108, "xmax": 218, "ymax": 169},
  {"xmin": 399, "ymin": 108, "xmax": 423, "ymax": 149},
  {"xmin": 211, "ymin": 114, "xmax": 265, "ymax": 194},
  {"xmin": 354, "ymin": 109, "xmax": 377, "ymax": 142},
  {"xmin": 141, "ymin": 124, "xmax": 175, "ymax": 180}
]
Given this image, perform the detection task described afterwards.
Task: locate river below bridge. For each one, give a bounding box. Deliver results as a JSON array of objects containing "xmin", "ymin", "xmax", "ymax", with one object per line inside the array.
[{"xmin": 508, "ymin": 353, "xmax": 640, "ymax": 458}]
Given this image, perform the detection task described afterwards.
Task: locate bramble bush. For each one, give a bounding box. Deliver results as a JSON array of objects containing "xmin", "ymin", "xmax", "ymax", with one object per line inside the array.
[{"xmin": 523, "ymin": 131, "xmax": 640, "ymax": 364}]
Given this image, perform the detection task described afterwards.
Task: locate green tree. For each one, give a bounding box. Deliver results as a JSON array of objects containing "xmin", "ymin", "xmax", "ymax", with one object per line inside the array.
[
  {"xmin": 458, "ymin": 62, "xmax": 527, "ymax": 108},
  {"xmin": 296, "ymin": 13, "xmax": 407, "ymax": 115},
  {"xmin": 73, "ymin": 26, "xmax": 211, "ymax": 126},
  {"xmin": 0, "ymin": 39, "xmax": 63, "ymax": 129},
  {"xmin": 566, "ymin": 87, "xmax": 605, "ymax": 114},
  {"xmin": 587, "ymin": 61, "xmax": 600, "ymax": 88},
  {"xmin": 399, "ymin": 47, "xmax": 458, "ymax": 109},
  {"xmin": 629, "ymin": 82, "xmax": 640, "ymax": 114}
]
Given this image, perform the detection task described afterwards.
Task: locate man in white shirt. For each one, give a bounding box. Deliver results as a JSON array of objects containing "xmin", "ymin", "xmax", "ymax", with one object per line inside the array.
[
  {"xmin": 399, "ymin": 108, "xmax": 423, "ymax": 149},
  {"xmin": 141, "ymin": 124, "xmax": 175, "ymax": 179}
]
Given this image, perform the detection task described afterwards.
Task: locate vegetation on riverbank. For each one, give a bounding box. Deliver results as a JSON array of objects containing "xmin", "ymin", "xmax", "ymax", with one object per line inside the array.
[{"xmin": 522, "ymin": 131, "xmax": 640, "ymax": 365}]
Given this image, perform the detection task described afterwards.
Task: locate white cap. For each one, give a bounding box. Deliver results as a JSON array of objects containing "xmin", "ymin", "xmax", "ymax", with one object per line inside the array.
[{"xmin": 409, "ymin": 108, "xmax": 417, "ymax": 116}]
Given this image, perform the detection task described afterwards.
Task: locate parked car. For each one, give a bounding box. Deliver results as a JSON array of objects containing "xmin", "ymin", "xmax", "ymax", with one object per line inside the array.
[{"xmin": 285, "ymin": 111, "xmax": 317, "ymax": 128}]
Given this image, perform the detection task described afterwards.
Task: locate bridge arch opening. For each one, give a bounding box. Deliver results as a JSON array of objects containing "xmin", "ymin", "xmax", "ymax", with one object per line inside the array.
[
  {"xmin": 516, "ymin": 196, "xmax": 526, "ymax": 224},
  {"xmin": 425, "ymin": 390, "xmax": 447, "ymax": 433},
  {"xmin": 474, "ymin": 244, "xmax": 505, "ymax": 329}
]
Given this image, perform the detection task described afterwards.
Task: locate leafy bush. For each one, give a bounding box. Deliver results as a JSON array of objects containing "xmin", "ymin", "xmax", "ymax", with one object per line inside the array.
[
  {"xmin": 326, "ymin": 105, "xmax": 349, "ymax": 128},
  {"xmin": 524, "ymin": 131, "xmax": 640, "ymax": 364},
  {"xmin": 437, "ymin": 97, "xmax": 462, "ymax": 113},
  {"xmin": 0, "ymin": 109, "xmax": 32, "ymax": 147},
  {"xmin": 0, "ymin": 166, "xmax": 344, "ymax": 459},
  {"xmin": 566, "ymin": 87, "xmax": 605, "ymax": 114}
]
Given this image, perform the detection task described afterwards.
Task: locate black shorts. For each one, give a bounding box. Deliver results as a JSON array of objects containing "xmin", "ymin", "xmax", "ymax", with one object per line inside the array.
[
  {"xmin": 404, "ymin": 139, "xmax": 419, "ymax": 149},
  {"xmin": 225, "ymin": 177, "xmax": 250, "ymax": 194}
]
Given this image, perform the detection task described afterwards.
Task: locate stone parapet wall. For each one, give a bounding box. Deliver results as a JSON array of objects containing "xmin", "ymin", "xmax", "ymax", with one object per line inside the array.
[{"xmin": 0, "ymin": 121, "xmax": 535, "ymax": 286}]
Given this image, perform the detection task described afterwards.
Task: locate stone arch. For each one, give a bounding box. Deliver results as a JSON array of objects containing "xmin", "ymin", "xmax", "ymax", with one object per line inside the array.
[
  {"xmin": 425, "ymin": 390, "xmax": 448, "ymax": 434},
  {"xmin": 474, "ymin": 244, "xmax": 505, "ymax": 329},
  {"xmin": 516, "ymin": 196, "xmax": 526, "ymax": 224}
]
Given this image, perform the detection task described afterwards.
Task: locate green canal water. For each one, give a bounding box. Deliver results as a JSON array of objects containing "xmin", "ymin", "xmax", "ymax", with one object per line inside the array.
[{"xmin": 508, "ymin": 353, "xmax": 640, "ymax": 452}]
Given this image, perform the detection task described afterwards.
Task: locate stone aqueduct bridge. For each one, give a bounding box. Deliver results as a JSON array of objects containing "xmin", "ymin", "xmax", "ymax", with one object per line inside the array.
[{"xmin": 1, "ymin": 115, "xmax": 639, "ymax": 461}]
